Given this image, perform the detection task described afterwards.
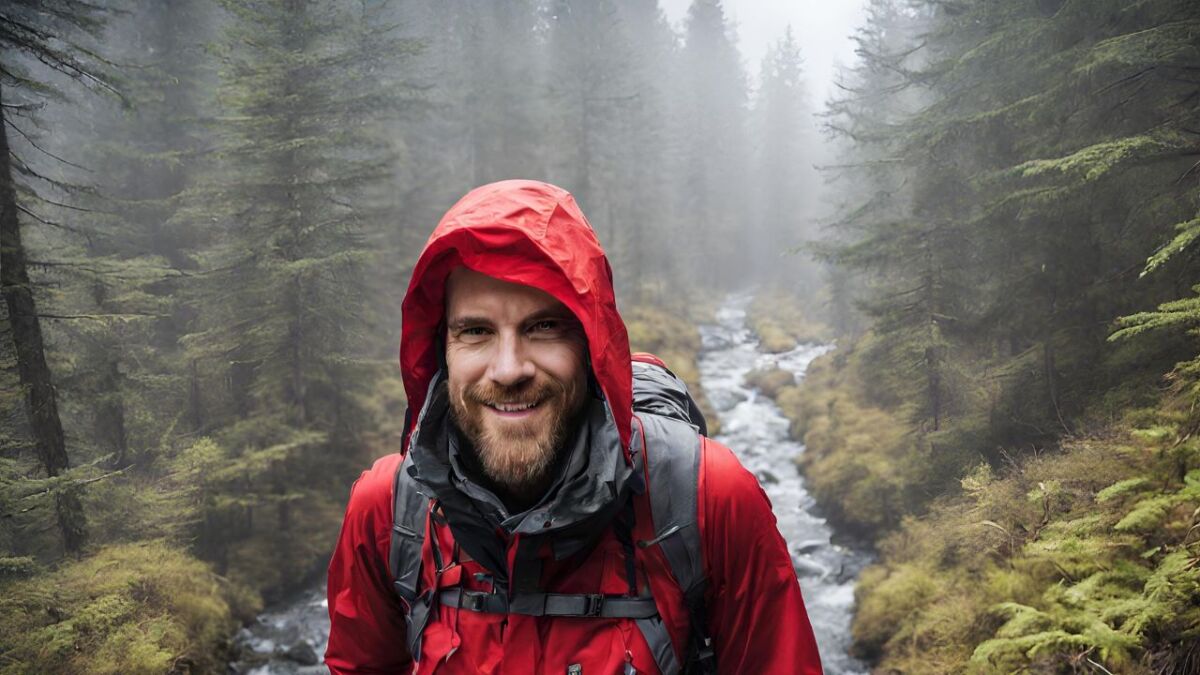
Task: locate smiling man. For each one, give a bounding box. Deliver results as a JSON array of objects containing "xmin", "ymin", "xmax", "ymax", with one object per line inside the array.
[
  {"xmin": 325, "ymin": 180, "xmax": 823, "ymax": 674},
  {"xmin": 443, "ymin": 268, "xmax": 590, "ymax": 510}
]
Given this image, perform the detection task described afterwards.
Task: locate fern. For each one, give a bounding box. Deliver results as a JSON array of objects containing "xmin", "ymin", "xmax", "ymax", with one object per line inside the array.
[{"xmin": 1097, "ymin": 477, "xmax": 1152, "ymax": 503}]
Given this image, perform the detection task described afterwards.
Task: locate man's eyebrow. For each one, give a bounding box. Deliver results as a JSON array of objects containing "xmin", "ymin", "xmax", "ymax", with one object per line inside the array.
[
  {"xmin": 446, "ymin": 315, "xmax": 494, "ymax": 331},
  {"xmin": 524, "ymin": 307, "xmax": 578, "ymax": 324},
  {"xmin": 446, "ymin": 308, "xmax": 579, "ymax": 330}
]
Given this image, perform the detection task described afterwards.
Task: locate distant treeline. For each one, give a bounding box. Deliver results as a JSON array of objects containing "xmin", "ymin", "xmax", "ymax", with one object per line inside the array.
[
  {"xmin": 0, "ymin": 1, "xmax": 823, "ymax": 672},
  {"xmin": 800, "ymin": 0, "xmax": 1200, "ymax": 671}
]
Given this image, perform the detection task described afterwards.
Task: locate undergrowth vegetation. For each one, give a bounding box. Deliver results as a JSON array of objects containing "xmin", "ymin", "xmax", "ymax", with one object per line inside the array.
[
  {"xmin": 0, "ymin": 542, "xmax": 253, "ymax": 675},
  {"xmin": 750, "ymin": 298, "xmax": 1200, "ymax": 671},
  {"xmin": 746, "ymin": 289, "xmax": 832, "ymax": 353},
  {"xmin": 625, "ymin": 299, "xmax": 719, "ymax": 434},
  {"xmin": 760, "ymin": 335, "xmax": 1200, "ymax": 672},
  {"xmin": 852, "ymin": 415, "xmax": 1200, "ymax": 673}
]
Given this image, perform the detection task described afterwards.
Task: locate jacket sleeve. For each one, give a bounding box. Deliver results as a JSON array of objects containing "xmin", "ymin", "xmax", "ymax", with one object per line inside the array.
[
  {"xmin": 325, "ymin": 454, "xmax": 413, "ymax": 675},
  {"xmin": 699, "ymin": 438, "xmax": 824, "ymax": 675}
]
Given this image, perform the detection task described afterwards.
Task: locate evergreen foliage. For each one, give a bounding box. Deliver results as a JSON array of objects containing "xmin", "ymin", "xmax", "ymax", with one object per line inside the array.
[
  {"xmin": 807, "ymin": 0, "xmax": 1200, "ymax": 670},
  {"xmin": 177, "ymin": 0, "xmax": 418, "ymax": 595},
  {"xmin": 0, "ymin": 0, "xmax": 126, "ymax": 558}
]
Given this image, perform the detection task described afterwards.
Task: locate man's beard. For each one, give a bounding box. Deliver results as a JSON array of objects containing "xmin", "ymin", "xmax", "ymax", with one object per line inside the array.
[{"xmin": 449, "ymin": 375, "xmax": 586, "ymax": 498}]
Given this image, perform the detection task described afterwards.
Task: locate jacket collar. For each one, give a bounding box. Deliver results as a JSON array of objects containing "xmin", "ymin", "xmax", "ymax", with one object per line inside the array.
[{"xmin": 405, "ymin": 371, "xmax": 642, "ymax": 579}]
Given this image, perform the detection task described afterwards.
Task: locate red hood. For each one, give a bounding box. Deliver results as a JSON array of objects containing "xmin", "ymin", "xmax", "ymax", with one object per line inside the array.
[{"xmin": 399, "ymin": 180, "xmax": 633, "ymax": 450}]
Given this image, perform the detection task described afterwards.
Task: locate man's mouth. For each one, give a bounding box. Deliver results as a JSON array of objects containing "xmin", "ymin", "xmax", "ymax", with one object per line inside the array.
[{"xmin": 484, "ymin": 399, "xmax": 544, "ymax": 417}]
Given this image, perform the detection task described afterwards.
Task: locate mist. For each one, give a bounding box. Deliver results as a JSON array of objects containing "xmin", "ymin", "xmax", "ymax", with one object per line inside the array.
[{"xmin": 2, "ymin": 0, "xmax": 1199, "ymax": 673}]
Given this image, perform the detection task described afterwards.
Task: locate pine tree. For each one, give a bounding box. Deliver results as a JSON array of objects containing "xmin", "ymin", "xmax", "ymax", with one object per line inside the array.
[
  {"xmin": 542, "ymin": 0, "xmax": 679, "ymax": 300},
  {"xmin": 675, "ymin": 0, "xmax": 751, "ymax": 287},
  {"xmin": 0, "ymin": 0, "xmax": 121, "ymax": 555},
  {"xmin": 752, "ymin": 27, "xmax": 820, "ymax": 288},
  {"xmin": 180, "ymin": 0, "xmax": 417, "ymax": 590}
]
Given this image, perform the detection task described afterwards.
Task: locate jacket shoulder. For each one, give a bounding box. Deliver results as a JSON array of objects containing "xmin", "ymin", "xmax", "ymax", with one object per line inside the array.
[
  {"xmin": 341, "ymin": 453, "xmax": 405, "ymax": 548},
  {"xmin": 698, "ymin": 438, "xmax": 764, "ymax": 509},
  {"xmin": 697, "ymin": 437, "xmax": 786, "ymax": 557}
]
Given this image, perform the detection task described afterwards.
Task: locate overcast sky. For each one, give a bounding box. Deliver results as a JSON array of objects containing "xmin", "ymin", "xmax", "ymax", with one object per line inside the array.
[{"xmin": 658, "ymin": 0, "xmax": 869, "ymax": 105}]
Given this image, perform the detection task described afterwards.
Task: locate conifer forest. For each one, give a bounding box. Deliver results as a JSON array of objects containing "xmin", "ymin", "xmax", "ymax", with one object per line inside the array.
[{"xmin": 1, "ymin": 0, "xmax": 1199, "ymax": 673}]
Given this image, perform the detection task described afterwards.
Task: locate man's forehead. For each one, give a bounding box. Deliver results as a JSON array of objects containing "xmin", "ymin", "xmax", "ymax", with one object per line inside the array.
[{"xmin": 444, "ymin": 267, "xmax": 575, "ymax": 319}]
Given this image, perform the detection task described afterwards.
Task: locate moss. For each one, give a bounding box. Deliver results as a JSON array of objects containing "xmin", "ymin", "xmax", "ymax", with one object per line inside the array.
[
  {"xmin": 0, "ymin": 542, "xmax": 242, "ymax": 675},
  {"xmin": 852, "ymin": 563, "xmax": 941, "ymax": 658},
  {"xmin": 771, "ymin": 347, "xmax": 931, "ymax": 536},
  {"xmin": 625, "ymin": 303, "xmax": 721, "ymax": 436},
  {"xmin": 743, "ymin": 367, "xmax": 795, "ymax": 398},
  {"xmin": 746, "ymin": 290, "xmax": 832, "ymax": 353},
  {"xmin": 851, "ymin": 415, "xmax": 1200, "ymax": 674}
]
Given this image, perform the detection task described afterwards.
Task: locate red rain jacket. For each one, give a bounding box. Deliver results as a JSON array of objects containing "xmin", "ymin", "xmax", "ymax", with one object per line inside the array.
[{"xmin": 325, "ymin": 180, "xmax": 824, "ymax": 674}]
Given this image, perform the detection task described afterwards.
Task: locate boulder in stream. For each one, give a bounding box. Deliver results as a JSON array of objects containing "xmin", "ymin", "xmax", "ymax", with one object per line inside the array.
[{"xmin": 281, "ymin": 640, "xmax": 319, "ymax": 666}]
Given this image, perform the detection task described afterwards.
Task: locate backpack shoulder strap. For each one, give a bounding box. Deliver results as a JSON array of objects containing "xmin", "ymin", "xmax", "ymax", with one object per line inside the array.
[
  {"xmin": 637, "ymin": 412, "xmax": 716, "ymax": 674},
  {"xmin": 388, "ymin": 452, "xmax": 436, "ymax": 657},
  {"xmin": 388, "ymin": 453, "xmax": 426, "ymax": 599}
]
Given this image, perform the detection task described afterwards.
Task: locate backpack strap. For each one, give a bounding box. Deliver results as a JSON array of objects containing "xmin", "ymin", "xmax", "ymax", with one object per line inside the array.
[
  {"xmin": 438, "ymin": 588, "xmax": 660, "ymax": 618},
  {"xmin": 637, "ymin": 412, "xmax": 717, "ymax": 675},
  {"xmin": 388, "ymin": 452, "xmax": 436, "ymax": 658}
]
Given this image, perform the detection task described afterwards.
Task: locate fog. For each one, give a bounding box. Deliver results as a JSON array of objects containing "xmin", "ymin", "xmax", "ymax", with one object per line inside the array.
[{"xmin": 4, "ymin": 1, "xmax": 1200, "ymax": 673}]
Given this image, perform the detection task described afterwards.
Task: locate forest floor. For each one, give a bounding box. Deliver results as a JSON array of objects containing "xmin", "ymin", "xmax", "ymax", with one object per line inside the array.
[{"xmin": 747, "ymin": 292, "xmax": 1200, "ymax": 674}]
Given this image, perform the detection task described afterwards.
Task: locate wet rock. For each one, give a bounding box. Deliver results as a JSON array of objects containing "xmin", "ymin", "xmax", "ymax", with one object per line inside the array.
[
  {"xmin": 793, "ymin": 557, "xmax": 829, "ymax": 579},
  {"xmin": 757, "ymin": 469, "xmax": 779, "ymax": 485},
  {"xmin": 282, "ymin": 640, "xmax": 319, "ymax": 666},
  {"xmin": 794, "ymin": 540, "xmax": 825, "ymax": 555}
]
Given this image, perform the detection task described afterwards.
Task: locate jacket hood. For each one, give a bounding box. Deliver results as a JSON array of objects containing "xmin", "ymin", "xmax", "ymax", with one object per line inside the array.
[{"xmin": 400, "ymin": 179, "xmax": 633, "ymax": 450}]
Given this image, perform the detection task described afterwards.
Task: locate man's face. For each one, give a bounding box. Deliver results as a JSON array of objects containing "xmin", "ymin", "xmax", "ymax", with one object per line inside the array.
[{"xmin": 443, "ymin": 267, "xmax": 589, "ymax": 497}]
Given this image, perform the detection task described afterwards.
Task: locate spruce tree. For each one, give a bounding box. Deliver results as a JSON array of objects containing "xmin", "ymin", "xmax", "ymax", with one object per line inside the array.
[
  {"xmin": 675, "ymin": 0, "xmax": 751, "ymax": 287},
  {"xmin": 0, "ymin": 0, "xmax": 121, "ymax": 556},
  {"xmin": 752, "ymin": 28, "xmax": 820, "ymax": 288},
  {"xmin": 180, "ymin": 0, "xmax": 416, "ymax": 591}
]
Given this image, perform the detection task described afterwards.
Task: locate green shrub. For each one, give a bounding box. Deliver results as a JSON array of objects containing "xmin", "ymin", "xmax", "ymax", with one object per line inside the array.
[
  {"xmin": 0, "ymin": 542, "xmax": 243, "ymax": 675},
  {"xmin": 852, "ymin": 419, "xmax": 1200, "ymax": 674}
]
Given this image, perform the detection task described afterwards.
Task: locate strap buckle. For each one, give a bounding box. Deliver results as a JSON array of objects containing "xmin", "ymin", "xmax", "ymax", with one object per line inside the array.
[
  {"xmin": 583, "ymin": 594, "xmax": 605, "ymax": 617},
  {"xmin": 466, "ymin": 591, "xmax": 488, "ymax": 612}
]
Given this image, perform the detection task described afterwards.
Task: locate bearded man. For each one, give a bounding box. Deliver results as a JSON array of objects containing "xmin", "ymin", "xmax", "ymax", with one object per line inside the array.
[{"xmin": 325, "ymin": 180, "xmax": 824, "ymax": 674}]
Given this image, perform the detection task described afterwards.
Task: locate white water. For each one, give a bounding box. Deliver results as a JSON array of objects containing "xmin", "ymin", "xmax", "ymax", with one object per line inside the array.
[
  {"xmin": 230, "ymin": 293, "xmax": 869, "ymax": 674},
  {"xmin": 698, "ymin": 294, "xmax": 869, "ymax": 675}
]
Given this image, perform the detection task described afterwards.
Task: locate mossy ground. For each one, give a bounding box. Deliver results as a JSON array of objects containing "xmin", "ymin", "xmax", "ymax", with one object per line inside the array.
[
  {"xmin": 625, "ymin": 302, "xmax": 720, "ymax": 436},
  {"xmin": 745, "ymin": 289, "xmax": 833, "ymax": 353},
  {"xmin": 0, "ymin": 542, "xmax": 254, "ymax": 675},
  {"xmin": 754, "ymin": 327, "xmax": 1200, "ymax": 673},
  {"xmin": 850, "ymin": 421, "xmax": 1200, "ymax": 674}
]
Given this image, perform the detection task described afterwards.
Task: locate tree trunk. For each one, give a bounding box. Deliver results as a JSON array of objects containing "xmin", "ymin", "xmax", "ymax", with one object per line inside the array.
[{"xmin": 0, "ymin": 83, "xmax": 86, "ymax": 554}]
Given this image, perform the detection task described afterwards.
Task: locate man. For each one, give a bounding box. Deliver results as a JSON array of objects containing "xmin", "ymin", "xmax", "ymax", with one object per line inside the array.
[{"xmin": 325, "ymin": 180, "xmax": 824, "ymax": 674}]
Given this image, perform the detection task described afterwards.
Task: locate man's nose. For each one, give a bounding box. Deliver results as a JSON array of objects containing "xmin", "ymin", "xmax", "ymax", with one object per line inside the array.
[{"xmin": 488, "ymin": 333, "xmax": 536, "ymax": 386}]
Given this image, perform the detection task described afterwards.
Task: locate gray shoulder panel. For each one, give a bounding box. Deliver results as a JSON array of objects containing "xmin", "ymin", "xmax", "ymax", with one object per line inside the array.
[
  {"xmin": 389, "ymin": 453, "xmax": 429, "ymax": 602},
  {"xmin": 638, "ymin": 413, "xmax": 705, "ymax": 601}
]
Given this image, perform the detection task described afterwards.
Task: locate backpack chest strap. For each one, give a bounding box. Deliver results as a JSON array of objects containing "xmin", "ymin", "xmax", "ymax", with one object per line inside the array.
[{"xmin": 439, "ymin": 588, "xmax": 660, "ymax": 619}]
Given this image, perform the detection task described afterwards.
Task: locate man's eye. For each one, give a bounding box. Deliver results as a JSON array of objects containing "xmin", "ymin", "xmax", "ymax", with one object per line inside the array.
[
  {"xmin": 460, "ymin": 326, "xmax": 490, "ymax": 337},
  {"xmin": 531, "ymin": 320, "xmax": 558, "ymax": 332}
]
